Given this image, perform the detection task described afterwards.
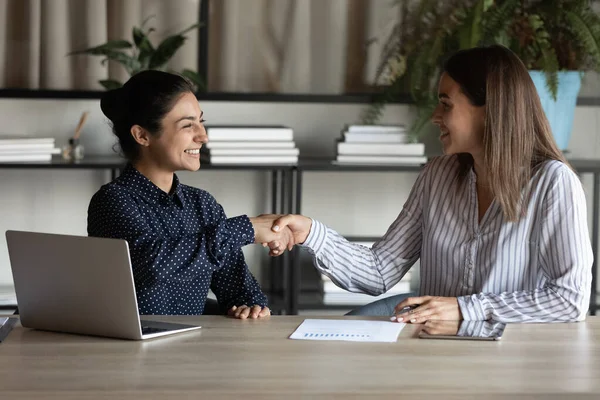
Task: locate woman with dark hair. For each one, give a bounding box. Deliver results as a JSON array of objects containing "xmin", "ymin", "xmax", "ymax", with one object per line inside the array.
[
  {"xmin": 264, "ymin": 45, "xmax": 593, "ymax": 323},
  {"xmin": 88, "ymin": 70, "xmax": 291, "ymax": 318}
]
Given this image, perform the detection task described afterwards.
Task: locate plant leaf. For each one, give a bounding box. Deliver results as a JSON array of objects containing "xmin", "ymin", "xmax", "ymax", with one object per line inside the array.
[
  {"xmin": 457, "ymin": 0, "xmax": 484, "ymax": 48},
  {"xmin": 149, "ymin": 35, "xmax": 187, "ymax": 69},
  {"xmin": 481, "ymin": 0, "xmax": 519, "ymax": 45},
  {"xmin": 141, "ymin": 14, "xmax": 155, "ymax": 30},
  {"xmin": 540, "ymin": 47, "xmax": 559, "ymax": 100},
  {"xmin": 148, "ymin": 22, "xmax": 203, "ymax": 69},
  {"xmin": 99, "ymin": 79, "xmax": 123, "ymax": 90},
  {"xmin": 68, "ymin": 40, "xmax": 132, "ymax": 56},
  {"xmin": 96, "ymin": 50, "xmax": 141, "ymax": 75},
  {"xmin": 408, "ymin": 97, "xmax": 437, "ymax": 140},
  {"xmin": 565, "ymin": 10, "xmax": 600, "ymax": 71},
  {"xmin": 176, "ymin": 22, "xmax": 204, "ymax": 37},
  {"xmin": 133, "ymin": 27, "xmax": 155, "ymax": 68}
]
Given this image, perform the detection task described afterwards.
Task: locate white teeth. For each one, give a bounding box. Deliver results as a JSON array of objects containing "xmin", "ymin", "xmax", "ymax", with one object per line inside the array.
[{"xmin": 185, "ymin": 149, "xmax": 200, "ymax": 154}]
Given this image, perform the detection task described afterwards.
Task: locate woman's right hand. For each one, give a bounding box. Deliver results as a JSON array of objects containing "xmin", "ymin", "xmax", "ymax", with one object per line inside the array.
[{"xmin": 269, "ymin": 214, "xmax": 312, "ymax": 249}]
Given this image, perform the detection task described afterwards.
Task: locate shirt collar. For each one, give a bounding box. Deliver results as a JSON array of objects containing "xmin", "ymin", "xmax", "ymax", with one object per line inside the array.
[{"xmin": 119, "ymin": 164, "xmax": 186, "ymax": 207}]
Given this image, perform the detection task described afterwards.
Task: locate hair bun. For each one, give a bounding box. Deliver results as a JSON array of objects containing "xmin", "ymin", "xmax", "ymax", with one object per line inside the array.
[{"xmin": 100, "ymin": 87, "xmax": 126, "ymax": 123}]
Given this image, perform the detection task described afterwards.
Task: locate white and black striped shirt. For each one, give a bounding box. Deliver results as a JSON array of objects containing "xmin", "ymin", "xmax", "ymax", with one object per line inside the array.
[{"xmin": 302, "ymin": 155, "xmax": 592, "ymax": 322}]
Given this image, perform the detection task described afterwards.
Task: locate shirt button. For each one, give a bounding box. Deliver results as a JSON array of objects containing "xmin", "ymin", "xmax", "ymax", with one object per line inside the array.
[{"xmin": 242, "ymin": 233, "xmax": 247, "ymax": 238}]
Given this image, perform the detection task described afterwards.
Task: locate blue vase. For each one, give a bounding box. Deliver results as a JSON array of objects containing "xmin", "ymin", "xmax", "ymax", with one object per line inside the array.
[{"xmin": 529, "ymin": 71, "xmax": 582, "ymax": 151}]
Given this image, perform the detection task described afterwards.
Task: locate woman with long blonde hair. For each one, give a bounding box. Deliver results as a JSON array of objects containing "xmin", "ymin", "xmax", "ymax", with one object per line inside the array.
[{"xmin": 266, "ymin": 45, "xmax": 592, "ymax": 324}]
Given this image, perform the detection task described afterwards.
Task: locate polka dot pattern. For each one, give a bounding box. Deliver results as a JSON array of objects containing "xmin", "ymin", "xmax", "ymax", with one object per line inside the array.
[{"xmin": 87, "ymin": 164, "xmax": 267, "ymax": 315}]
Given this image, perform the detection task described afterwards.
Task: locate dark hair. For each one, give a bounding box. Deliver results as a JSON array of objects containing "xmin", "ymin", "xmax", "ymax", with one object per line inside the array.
[
  {"xmin": 443, "ymin": 45, "xmax": 567, "ymax": 221},
  {"xmin": 100, "ymin": 70, "xmax": 194, "ymax": 162}
]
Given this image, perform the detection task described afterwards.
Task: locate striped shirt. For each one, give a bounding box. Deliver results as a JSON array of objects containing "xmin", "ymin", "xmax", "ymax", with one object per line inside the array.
[{"xmin": 302, "ymin": 155, "xmax": 593, "ymax": 323}]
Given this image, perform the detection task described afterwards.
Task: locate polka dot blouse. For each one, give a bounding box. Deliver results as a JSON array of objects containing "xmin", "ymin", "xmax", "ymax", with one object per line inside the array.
[{"xmin": 87, "ymin": 164, "xmax": 268, "ymax": 315}]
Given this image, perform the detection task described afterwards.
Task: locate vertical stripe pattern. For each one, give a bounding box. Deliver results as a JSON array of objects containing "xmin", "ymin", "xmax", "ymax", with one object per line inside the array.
[{"xmin": 302, "ymin": 155, "xmax": 593, "ymax": 323}]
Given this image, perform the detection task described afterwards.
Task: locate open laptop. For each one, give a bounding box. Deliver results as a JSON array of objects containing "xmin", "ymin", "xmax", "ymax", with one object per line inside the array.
[{"xmin": 5, "ymin": 230, "xmax": 202, "ymax": 340}]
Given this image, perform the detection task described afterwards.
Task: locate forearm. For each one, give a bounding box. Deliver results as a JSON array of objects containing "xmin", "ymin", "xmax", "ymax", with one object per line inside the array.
[
  {"xmin": 302, "ymin": 220, "xmax": 417, "ymax": 296},
  {"xmin": 458, "ymin": 284, "xmax": 589, "ymax": 323},
  {"xmin": 105, "ymin": 216, "xmax": 254, "ymax": 281},
  {"xmin": 211, "ymin": 251, "xmax": 268, "ymax": 310}
]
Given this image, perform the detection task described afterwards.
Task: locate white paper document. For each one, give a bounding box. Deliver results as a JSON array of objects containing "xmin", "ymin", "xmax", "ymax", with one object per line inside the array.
[{"xmin": 289, "ymin": 319, "xmax": 405, "ymax": 343}]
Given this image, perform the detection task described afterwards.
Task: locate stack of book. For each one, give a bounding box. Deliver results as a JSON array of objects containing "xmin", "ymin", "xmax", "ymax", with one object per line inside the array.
[
  {"xmin": 0, "ymin": 137, "xmax": 59, "ymax": 162},
  {"xmin": 321, "ymin": 241, "xmax": 413, "ymax": 306},
  {"xmin": 335, "ymin": 124, "xmax": 427, "ymax": 165},
  {"xmin": 201, "ymin": 125, "xmax": 299, "ymax": 165}
]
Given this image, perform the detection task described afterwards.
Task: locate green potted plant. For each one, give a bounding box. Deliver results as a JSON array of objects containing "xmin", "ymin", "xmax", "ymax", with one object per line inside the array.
[
  {"xmin": 365, "ymin": 0, "xmax": 600, "ymax": 150},
  {"xmin": 68, "ymin": 16, "xmax": 204, "ymax": 92}
]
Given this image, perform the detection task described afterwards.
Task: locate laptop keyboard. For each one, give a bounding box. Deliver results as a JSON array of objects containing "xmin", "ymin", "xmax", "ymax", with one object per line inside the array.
[{"xmin": 141, "ymin": 326, "xmax": 169, "ymax": 335}]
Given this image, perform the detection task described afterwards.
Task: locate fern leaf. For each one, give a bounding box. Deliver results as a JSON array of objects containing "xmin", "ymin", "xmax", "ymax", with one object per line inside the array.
[
  {"xmin": 541, "ymin": 47, "xmax": 559, "ymax": 99},
  {"xmin": 565, "ymin": 9, "xmax": 600, "ymax": 71},
  {"xmin": 481, "ymin": 0, "xmax": 520, "ymax": 45},
  {"xmin": 408, "ymin": 97, "xmax": 438, "ymax": 141},
  {"xmin": 457, "ymin": 0, "xmax": 485, "ymax": 48}
]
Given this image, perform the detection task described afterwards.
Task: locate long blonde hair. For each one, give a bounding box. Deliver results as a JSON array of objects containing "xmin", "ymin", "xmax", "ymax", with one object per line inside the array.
[{"xmin": 444, "ymin": 45, "xmax": 568, "ymax": 222}]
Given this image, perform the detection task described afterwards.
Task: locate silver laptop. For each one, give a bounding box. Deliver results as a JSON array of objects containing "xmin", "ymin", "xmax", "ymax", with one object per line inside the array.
[{"xmin": 5, "ymin": 230, "xmax": 202, "ymax": 340}]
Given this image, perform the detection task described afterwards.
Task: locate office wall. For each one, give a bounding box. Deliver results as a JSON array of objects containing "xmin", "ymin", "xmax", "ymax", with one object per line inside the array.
[{"xmin": 0, "ymin": 97, "xmax": 598, "ymax": 294}]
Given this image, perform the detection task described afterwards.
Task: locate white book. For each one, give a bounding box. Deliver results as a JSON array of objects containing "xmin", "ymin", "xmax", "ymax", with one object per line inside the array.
[
  {"xmin": 0, "ymin": 137, "xmax": 55, "ymax": 145},
  {"xmin": 335, "ymin": 155, "xmax": 428, "ymax": 165},
  {"xmin": 206, "ymin": 126, "xmax": 293, "ymax": 142},
  {"xmin": 337, "ymin": 142, "xmax": 425, "ymax": 156},
  {"xmin": 347, "ymin": 125, "xmax": 406, "ymax": 133},
  {"xmin": 203, "ymin": 155, "xmax": 298, "ymax": 164},
  {"xmin": 0, "ymin": 153, "xmax": 54, "ymax": 162},
  {"xmin": 0, "ymin": 143, "xmax": 57, "ymax": 151},
  {"xmin": 205, "ymin": 141, "xmax": 295, "ymax": 149},
  {"xmin": 208, "ymin": 148, "xmax": 299, "ymax": 156},
  {"xmin": 0, "ymin": 147, "xmax": 60, "ymax": 155},
  {"xmin": 344, "ymin": 131, "xmax": 408, "ymax": 143}
]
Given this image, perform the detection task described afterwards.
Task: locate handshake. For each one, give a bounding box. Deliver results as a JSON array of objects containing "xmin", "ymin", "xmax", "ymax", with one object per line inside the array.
[{"xmin": 249, "ymin": 214, "xmax": 312, "ymax": 256}]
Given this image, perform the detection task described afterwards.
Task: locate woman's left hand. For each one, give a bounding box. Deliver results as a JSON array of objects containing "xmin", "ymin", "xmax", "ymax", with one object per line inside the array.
[
  {"xmin": 228, "ymin": 305, "xmax": 271, "ymax": 319},
  {"xmin": 392, "ymin": 296, "xmax": 462, "ymax": 323}
]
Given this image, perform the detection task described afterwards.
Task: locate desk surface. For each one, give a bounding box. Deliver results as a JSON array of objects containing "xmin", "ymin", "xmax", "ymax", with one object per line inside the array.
[{"xmin": 1, "ymin": 316, "xmax": 599, "ymax": 399}]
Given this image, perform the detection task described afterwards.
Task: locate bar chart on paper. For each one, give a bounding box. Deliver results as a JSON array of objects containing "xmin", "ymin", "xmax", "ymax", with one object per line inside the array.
[{"xmin": 289, "ymin": 319, "xmax": 405, "ymax": 343}]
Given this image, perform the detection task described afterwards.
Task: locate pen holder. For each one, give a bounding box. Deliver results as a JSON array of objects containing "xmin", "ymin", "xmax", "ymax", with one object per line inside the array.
[{"xmin": 62, "ymin": 138, "xmax": 84, "ymax": 161}]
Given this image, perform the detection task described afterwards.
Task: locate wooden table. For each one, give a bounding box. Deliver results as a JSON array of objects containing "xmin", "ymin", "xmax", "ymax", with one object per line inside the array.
[{"xmin": 1, "ymin": 316, "xmax": 599, "ymax": 399}]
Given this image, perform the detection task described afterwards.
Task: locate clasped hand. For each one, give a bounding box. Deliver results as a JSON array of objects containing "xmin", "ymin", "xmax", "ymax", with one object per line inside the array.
[{"xmin": 249, "ymin": 214, "xmax": 312, "ymax": 256}]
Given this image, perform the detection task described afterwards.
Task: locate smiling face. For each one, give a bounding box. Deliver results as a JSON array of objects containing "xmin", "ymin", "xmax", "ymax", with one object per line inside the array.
[
  {"xmin": 432, "ymin": 72, "xmax": 485, "ymax": 158},
  {"xmin": 144, "ymin": 92, "xmax": 208, "ymax": 172}
]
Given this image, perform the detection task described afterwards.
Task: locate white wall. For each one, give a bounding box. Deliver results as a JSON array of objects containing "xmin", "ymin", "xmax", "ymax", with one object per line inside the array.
[{"xmin": 0, "ymin": 98, "xmax": 599, "ymax": 293}]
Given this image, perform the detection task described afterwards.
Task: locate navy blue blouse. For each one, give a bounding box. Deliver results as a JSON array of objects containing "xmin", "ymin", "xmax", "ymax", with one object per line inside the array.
[{"xmin": 87, "ymin": 164, "xmax": 268, "ymax": 315}]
